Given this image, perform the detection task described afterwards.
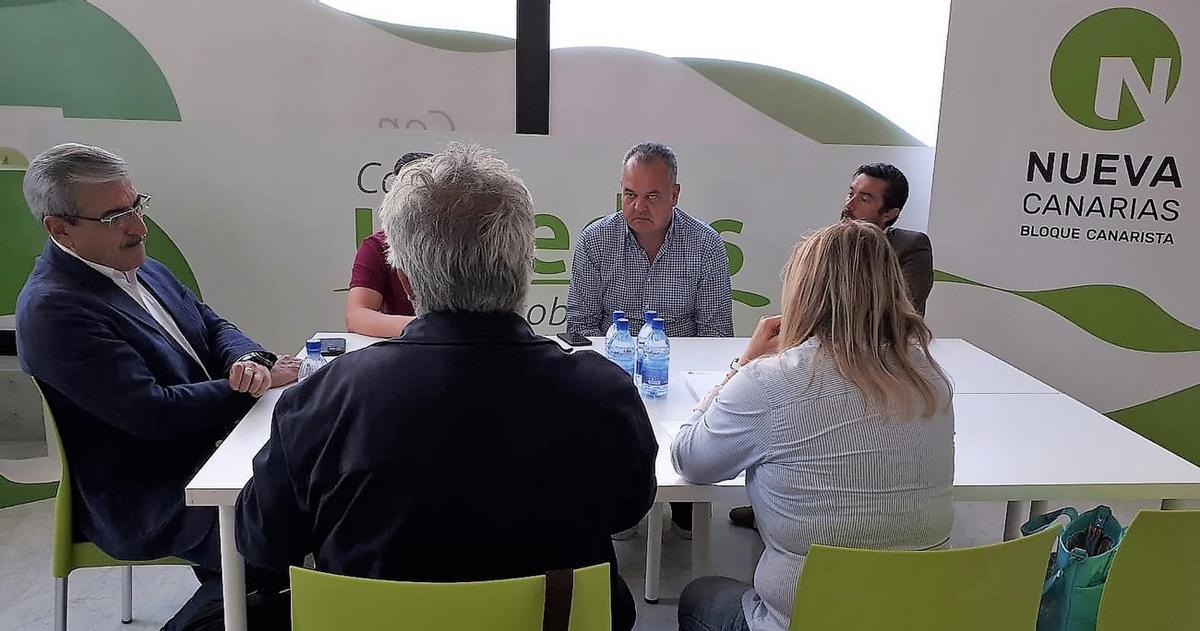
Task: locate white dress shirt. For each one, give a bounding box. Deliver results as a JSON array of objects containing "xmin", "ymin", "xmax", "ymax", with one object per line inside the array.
[{"xmin": 52, "ymin": 238, "xmax": 211, "ymax": 379}]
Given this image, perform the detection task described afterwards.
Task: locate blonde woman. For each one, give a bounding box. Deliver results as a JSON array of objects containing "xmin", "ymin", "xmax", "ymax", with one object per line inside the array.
[{"xmin": 673, "ymin": 220, "xmax": 954, "ymax": 631}]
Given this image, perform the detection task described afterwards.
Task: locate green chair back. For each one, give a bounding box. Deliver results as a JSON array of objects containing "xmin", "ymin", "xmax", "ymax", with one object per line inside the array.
[
  {"xmin": 290, "ymin": 563, "xmax": 612, "ymax": 631},
  {"xmin": 789, "ymin": 525, "xmax": 1061, "ymax": 631},
  {"xmin": 32, "ymin": 378, "xmax": 189, "ymax": 577},
  {"xmin": 1096, "ymin": 509, "xmax": 1200, "ymax": 630}
]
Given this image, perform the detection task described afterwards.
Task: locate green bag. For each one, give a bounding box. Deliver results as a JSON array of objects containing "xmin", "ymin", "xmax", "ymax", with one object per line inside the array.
[{"xmin": 1021, "ymin": 505, "xmax": 1125, "ymax": 631}]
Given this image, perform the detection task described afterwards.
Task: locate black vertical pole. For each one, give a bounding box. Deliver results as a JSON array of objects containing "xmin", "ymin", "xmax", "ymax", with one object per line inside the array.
[{"xmin": 516, "ymin": 0, "xmax": 550, "ymax": 134}]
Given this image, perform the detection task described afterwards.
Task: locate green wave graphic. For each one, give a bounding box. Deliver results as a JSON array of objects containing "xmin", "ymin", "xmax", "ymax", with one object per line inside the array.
[
  {"xmin": 935, "ymin": 271, "xmax": 1200, "ymax": 353},
  {"xmin": 0, "ymin": 0, "xmax": 180, "ymax": 121},
  {"xmin": 1, "ymin": 168, "xmax": 202, "ymax": 315},
  {"xmin": 1110, "ymin": 384, "xmax": 1200, "ymax": 467},
  {"xmin": 0, "ymin": 169, "xmax": 51, "ymax": 316},
  {"xmin": 342, "ymin": 17, "xmax": 921, "ymax": 146},
  {"xmin": 0, "ymin": 476, "xmax": 57, "ymax": 510},
  {"xmin": 676, "ymin": 58, "xmax": 923, "ymax": 146},
  {"xmin": 357, "ymin": 17, "xmax": 515, "ymax": 52},
  {"xmin": 144, "ymin": 217, "xmax": 202, "ymax": 300}
]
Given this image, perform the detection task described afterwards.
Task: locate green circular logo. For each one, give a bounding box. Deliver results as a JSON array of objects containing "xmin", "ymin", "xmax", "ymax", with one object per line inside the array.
[{"xmin": 1051, "ymin": 8, "xmax": 1181, "ymax": 130}]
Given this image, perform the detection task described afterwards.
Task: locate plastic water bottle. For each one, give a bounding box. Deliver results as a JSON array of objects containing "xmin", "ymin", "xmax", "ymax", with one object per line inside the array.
[
  {"xmin": 604, "ymin": 310, "xmax": 626, "ymax": 355},
  {"xmin": 297, "ymin": 339, "xmax": 327, "ymax": 381},
  {"xmin": 634, "ymin": 309, "xmax": 657, "ymax": 387},
  {"xmin": 639, "ymin": 318, "xmax": 669, "ymax": 399},
  {"xmin": 607, "ymin": 318, "xmax": 636, "ymax": 377}
]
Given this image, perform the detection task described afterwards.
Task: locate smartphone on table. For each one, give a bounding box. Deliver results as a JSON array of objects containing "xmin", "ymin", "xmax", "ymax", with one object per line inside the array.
[
  {"xmin": 556, "ymin": 332, "xmax": 592, "ymax": 347},
  {"xmin": 320, "ymin": 337, "xmax": 347, "ymax": 356}
]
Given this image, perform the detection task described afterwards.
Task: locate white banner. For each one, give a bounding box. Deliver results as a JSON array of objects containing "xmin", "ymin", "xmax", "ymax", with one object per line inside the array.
[{"xmin": 928, "ymin": 1, "xmax": 1200, "ymax": 462}]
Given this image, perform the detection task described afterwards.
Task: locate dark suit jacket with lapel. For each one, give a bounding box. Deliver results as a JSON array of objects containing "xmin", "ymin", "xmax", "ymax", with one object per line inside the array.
[
  {"xmin": 887, "ymin": 227, "xmax": 934, "ymax": 316},
  {"xmin": 236, "ymin": 311, "xmax": 658, "ymax": 631},
  {"xmin": 16, "ymin": 240, "xmax": 261, "ymax": 561}
]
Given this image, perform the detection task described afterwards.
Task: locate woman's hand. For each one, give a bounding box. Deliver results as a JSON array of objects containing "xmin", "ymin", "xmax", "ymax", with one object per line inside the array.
[{"xmin": 740, "ymin": 315, "xmax": 783, "ymax": 365}]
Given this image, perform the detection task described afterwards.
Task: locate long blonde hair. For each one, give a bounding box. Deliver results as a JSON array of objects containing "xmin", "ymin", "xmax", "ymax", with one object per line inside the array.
[{"xmin": 778, "ymin": 221, "xmax": 949, "ymax": 417}]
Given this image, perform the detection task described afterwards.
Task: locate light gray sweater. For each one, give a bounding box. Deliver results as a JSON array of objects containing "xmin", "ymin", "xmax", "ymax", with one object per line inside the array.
[{"xmin": 672, "ymin": 338, "xmax": 955, "ymax": 631}]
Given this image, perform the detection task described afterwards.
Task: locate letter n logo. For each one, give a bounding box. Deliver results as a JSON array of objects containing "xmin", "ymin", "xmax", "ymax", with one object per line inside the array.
[{"xmin": 1050, "ymin": 8, "xmax": 1181, "ymax": 131}]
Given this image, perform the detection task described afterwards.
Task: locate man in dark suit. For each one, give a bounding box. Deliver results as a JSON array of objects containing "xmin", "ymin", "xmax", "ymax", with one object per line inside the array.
[
  {"xmin": 15, "ymin": 143, "xmax": 298, "ymax": 626},
  {"xmin": 841, "ymin": 162, "xmax": 934, "ymax": 316},
  {"xmin": 236, "ymin": 144, "xmax": 658, "ymax": 631}
]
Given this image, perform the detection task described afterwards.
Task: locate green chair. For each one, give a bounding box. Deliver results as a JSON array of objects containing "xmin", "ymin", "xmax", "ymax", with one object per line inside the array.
[
  {"xmin": 788, "ymin": 525, "xmax": 1062, "ymax": 631},
  {"xmin": 1096, "ymin": 509, "xmax": 1200, "ymax": 630},
  {"xmin": 290, "ymin": 562, "xmax": 612, "ymax": 631},
  {"xmin": 34, "ymin": 379, "xmax": 191, "ymax": 631}
]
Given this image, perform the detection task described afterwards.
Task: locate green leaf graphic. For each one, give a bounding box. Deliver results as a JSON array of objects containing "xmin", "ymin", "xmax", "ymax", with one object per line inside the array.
[
  {"xmin": 0, "ymin": 169, "xmax": 50, "ymax": 316},
  {"xmin": 677, "ymin": 58, "xmax": 924, "ymax": 146},
  {"xmin": 732, "ymin": 290, "xmax": 771, "ymax": 308},
  {"xmin": 0, "ymin": 0, "xmax": 180, "ymax": 121},
  {"xmin": 337, "ymin": 17, "xmax": 921, "ymax": 146},
  {"xmin": 1110, "ymin": 384, "xmax": 1200, "ymax": 467},
  {"xmin": 144, "ymin": 217, "xmax": 202, "ymax": 300},
  {"xmin": 935, "ymin": 271, "xmax": 1200, "ymax": 353}
]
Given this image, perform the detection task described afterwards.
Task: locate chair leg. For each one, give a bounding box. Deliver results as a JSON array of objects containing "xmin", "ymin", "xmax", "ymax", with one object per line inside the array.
[
  {"xmin": 54, "ymin": 577, "xmax": 67, "ymax": 631},
  {"xmin": 121, "ymin": 565, "xmax": 133, "ymax": 623},
  {"xmin": 644, "ymin": 503, "xmax": 664, "ymax": 603}
]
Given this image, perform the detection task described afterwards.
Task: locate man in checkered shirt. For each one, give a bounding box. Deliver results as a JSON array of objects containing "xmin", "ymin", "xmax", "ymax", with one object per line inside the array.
[
  {"xmin": 566, "ymin": 142, "xmax": 733, "ymax": 540},
  {"xmin": 566, "ymin": 142, "xmax": 734, "ymax": 338}
]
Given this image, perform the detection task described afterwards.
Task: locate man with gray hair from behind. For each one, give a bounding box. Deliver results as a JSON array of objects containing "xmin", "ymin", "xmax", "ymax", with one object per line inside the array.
[{"xmin": 236, "ymin": 143, "xmax": 657, "ymax": 631}]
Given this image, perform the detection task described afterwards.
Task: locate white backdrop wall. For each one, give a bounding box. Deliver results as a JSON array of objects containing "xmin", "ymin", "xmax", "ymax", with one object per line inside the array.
[
  {"xmin": 0, "ymin": 0, "xmax": 934, "ymax": 351},
  {"xmin": 927, "ymin": 1, "xmax": 1200, "ymax": 463}
]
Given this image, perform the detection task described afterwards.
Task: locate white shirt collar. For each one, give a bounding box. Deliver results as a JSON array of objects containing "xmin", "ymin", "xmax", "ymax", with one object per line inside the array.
[{"xmin": 51, "ymin": 237, "xmax": 139, "ymax": 286}]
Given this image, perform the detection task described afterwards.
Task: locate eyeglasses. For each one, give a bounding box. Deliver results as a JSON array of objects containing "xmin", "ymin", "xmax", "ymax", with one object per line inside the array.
[{"xmin": 70, "ymin": 194, "xmax": 151, "ymax": 228}]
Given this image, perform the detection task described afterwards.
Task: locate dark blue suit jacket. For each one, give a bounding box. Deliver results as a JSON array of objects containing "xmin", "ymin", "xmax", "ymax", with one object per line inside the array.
[
  {"xmin": 236, "ymin": 311, "xmax": 658, "ymax": 631},
  {"xmin": 17, "ymin": 240, "xmax": 261, "ymax": 561}
]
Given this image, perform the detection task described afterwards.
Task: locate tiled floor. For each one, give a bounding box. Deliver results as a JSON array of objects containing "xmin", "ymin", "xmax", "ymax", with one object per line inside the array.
[
  {"xmin": 0, "ymin": 497, "xmax": 1168, "ymax": 630},
  {"xmin": 0, "ymin": 441, "xmax": 46, "ymax": 460}
]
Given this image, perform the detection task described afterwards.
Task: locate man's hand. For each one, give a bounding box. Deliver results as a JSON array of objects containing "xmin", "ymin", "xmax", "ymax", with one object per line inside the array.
[
  {"xmin": 740, "ymin": 315, "xmax": 783, "ymax": 365},
  {"xmin": 229, "ymin": 361, "xmax": 273, "ymax": 398},
  {"xmin": 269, "ymin": 355, "xmax": 301, "ymax": 388}
]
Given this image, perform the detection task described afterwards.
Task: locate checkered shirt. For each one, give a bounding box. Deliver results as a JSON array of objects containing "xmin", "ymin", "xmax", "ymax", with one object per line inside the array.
[{"xmin": 566, "ymin": 208, "xmax": 734, "ymax": 337}]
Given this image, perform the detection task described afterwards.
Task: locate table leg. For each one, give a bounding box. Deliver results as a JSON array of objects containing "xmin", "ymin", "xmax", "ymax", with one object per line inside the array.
[
  {"xmin": 1003, "ymin": 501, "xmax": 1027, "ymax": 540},
  {"xmin": 121, "ymin": 565, "xmax": 132, "ymax": 623},
  {"xmin": 1029, "ymin": 500, "xmax": 1050, "ymax": 521},
  {"xmin": 643, "ymin": 503, "xmax": 664, "ymax": 604},
  {"xmin": 691, "ymin": 503, "xmax": 712, "ymax": 578},
  {"xmin": 218, "ymin": 506, "xmax": 248, "ymax": 631}
]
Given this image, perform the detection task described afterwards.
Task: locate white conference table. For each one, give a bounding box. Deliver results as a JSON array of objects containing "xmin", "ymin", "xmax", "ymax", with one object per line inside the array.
[{"xmin": 186, "ymin": 334, "xmax": 1200, "ymax": 628}]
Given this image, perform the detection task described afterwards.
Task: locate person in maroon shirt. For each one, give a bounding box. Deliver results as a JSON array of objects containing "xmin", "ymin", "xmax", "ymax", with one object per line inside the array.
[{"xmin": 345, "ymin": 152, "xmax": 429, "ymax": 337}]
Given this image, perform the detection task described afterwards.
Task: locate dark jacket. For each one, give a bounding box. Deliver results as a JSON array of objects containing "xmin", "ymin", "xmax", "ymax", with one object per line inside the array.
[
  {"xmin": 887, "ymin": 227, "xmax": 934, "ymax": 316},
  {"xmin": 236, "ymin": 311, "xmax": 658, "ymax": 630},
  {"xmin": 16, "ymin": 239, "xmax": 260, "ymax": 560}
]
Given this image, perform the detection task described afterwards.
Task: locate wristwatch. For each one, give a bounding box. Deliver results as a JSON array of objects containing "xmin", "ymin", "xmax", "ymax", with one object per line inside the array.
[
  {"xmin": 235, "ymin": 350, "xmax": 278, "ymax": 370},
  {"xmin": 729, "ymin": 356, "xmax": 744, "ymax": 372}
]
